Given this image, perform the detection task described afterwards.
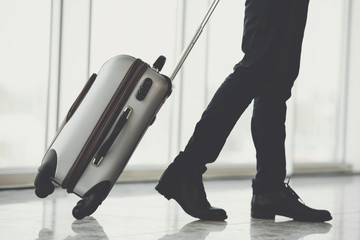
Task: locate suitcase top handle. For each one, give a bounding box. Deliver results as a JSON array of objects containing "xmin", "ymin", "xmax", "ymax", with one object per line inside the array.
[{"xmin": 170, "ymin": 0, "xmax": 220, "ymax": 81}]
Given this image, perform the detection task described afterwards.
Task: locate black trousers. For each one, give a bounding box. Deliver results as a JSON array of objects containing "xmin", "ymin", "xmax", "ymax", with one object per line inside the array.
[{"xmin": 175, "ymin": 0, "xmax": 310, "ymax": 193}]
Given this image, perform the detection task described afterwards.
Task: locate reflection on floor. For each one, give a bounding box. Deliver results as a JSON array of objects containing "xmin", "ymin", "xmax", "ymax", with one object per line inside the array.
[{"xmin": 0, "ymin": 174, "xmax": 359, "ymax": 239}]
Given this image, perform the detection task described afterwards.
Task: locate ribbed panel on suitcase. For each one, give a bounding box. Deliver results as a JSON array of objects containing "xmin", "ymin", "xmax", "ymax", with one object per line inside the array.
[{"xmin": 62, "ymin": 59, "xmax": 149, "ymax": 193}]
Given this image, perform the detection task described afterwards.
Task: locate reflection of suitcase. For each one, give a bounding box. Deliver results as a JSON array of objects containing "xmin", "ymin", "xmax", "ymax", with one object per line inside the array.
[{"xmin": 34, "ymin": 0, "xmax": 220, "ymax": 220}]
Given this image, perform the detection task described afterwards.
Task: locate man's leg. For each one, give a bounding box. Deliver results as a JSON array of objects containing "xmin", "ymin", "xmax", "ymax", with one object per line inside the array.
[
  {"xmin": 251, "ymin": 93, "xmax": 289, "ymax": 191},
  {"xmin": 251, "ymin": 0, "xmax": 310, "ymax": 190},
  {"xmin": 177, "ymin": 0, "xmax": 296, "ymax": 167},
  {"xmin": 251, "ymin": 91, "xmax": 331, "ymax": 222},
  {"xmin": 156, "ymin": 0, "xmax": 298, "ymax": 221},
  {"xmin": 250, "ymin": 0, "xmax": 309, "ymax": 190},
  {"xmin": 155, "ymin": 0, "xmax": 326, "ymax": 221},
  {"xmin": 155, "ymin": 65, "xmax": 256, "ymax": 221},
  {"xmin": 250, "ymin": 0, "xmax": 332, "ymax": 221}
]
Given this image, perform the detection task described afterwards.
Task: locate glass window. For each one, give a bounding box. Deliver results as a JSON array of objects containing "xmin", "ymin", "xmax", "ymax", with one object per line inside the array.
[
  {"xmin": 292, "ymin": 0, "xmax": 345, "ymax": 163},
  {"xmin": 0, "ymin": 0, "xmax": 348, "ymax": 172},
  {"xmin": 0, "ymin": 0, "xmax": 51, "ymax": 168}
]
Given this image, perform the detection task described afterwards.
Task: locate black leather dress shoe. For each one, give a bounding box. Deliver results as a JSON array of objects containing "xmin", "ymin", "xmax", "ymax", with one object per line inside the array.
[
  {"xmin": 155, "ymin": 163, "xmax": 227, "ymax": 221},
  {"xmin": 251, "ymin": 182, "xmax": 332, "ymax": 222}
]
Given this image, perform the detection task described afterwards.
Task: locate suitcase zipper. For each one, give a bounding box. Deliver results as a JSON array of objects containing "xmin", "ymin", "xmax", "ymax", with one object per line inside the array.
[{"xmin": 62, "ymin": 59, "xmax": 148, "ymax": 193}]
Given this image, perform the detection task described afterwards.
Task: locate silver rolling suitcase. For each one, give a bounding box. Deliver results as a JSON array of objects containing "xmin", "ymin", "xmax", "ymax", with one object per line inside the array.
[{"xmin": 34, "ymin": 0, "xmax": 220, "ymax": 219}]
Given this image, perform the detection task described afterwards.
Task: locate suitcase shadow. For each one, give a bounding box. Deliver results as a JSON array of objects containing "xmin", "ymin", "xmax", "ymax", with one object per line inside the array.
[{"xmin": 158, "ymin": 220, "xmax": 227, "ymax": 240}]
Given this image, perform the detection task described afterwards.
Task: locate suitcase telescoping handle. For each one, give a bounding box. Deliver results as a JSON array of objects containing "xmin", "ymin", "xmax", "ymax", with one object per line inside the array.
[
  {"xmin": 92, "ymin": 107, "xmax": 133, "ymax": 166},
  {"xmin": 169, "ymin": 0, "xmax": 220, "ymax": 81}
]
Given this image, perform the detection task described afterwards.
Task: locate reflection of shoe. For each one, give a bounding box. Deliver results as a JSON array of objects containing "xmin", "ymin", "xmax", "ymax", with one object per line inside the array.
[
  {"xmin": 250, "ymin": 218, "xmax": 332, "ymax": 240},
  {"xmin": 159, "ymin": 220, "xmax": 227, "ymax": 240},
  {"xmin": 36, "ymin": 228, "xmax": 54, "ymax": 240},
  {"xmin": 156, "ymin": 161, "xmax": 227, "ymax": 221},
  {"xmin": 251, "ymin": 183, "xmax": 332, "ymax": 222},
  {"xmin": 70, "ymin": 216, "xmax": 108, "ymax": 239}
]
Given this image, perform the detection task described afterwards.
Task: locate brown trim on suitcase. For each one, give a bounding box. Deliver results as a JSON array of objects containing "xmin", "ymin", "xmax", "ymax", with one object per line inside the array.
[
  {"xmin": 66, "ymin": 73, "xmax": 97, "ymax": 122},
  {"xmin": 62, "ymin": 59, "xmax": 148, "ymax": 193}
]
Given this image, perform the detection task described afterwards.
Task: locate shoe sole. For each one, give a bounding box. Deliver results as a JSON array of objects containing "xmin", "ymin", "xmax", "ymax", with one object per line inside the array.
[
  {"xmin": 155, "ymin": 183, "xmax": 172, "ymax": 200},
  {"xmin": 251, "ymin": 209, "xmax": 332, "ymax": 222}
]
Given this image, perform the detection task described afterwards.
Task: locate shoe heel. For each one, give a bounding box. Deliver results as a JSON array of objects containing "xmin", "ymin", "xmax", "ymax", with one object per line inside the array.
[
  {"xmin": 251, "ymin": 210, "xmax": 275, "ymax": 220},
  {"xmin": 155, "ymin": 185, "xmax": 172, "ymax": 200},
  {"xmin": 162, "ymin": 193, "xmax": 171, "ymax": 200}
]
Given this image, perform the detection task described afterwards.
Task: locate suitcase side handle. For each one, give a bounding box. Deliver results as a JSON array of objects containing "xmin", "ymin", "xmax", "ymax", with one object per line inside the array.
[{"xmin": 92, "ymin": 106, "xmax": 133, "ymax": 166}]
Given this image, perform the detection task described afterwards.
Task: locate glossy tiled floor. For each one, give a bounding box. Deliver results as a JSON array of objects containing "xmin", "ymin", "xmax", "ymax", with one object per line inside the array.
[{"xmin": 1, "ymin": 174, "xmax": 359, "ymax": 240}]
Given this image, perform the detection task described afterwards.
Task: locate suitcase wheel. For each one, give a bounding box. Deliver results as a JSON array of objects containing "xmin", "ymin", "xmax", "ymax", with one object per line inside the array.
[
  {"xmin": 34, "ymin": 173, "xmax": 55, "ymax": 198},
  {"xmin": 34, "ymin": 149, "xmax": 57, "ymax": 198},
  {"xmin": 72, "ymin": 181, "xmax": 111, "ymax": 219},
  {"xmin": 72, "ymin": 195, "xmax": 100, "ymax": 220}
]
